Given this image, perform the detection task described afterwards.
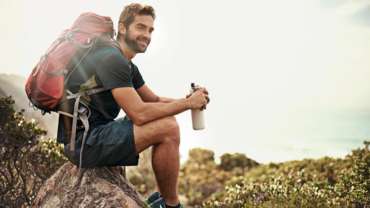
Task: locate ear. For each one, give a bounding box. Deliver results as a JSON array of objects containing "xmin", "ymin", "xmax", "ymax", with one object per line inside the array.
[{"xmin": 119, "ymin": 22, "xmax": 126, "ymax": 36}]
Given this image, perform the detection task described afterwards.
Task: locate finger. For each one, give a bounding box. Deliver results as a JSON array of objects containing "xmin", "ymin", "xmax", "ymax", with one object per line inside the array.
[
  {"xmin": 206, "ymin": 96, "xmax": 210, "ymax": 103},
  {"xmin": 203, "ymin": 98, "xmax": 208, "ymax": 107},
  {"xmin": 194, "ymin": 85, "xmax": 201, "ymax": 90},
  {"xmin": 199, "ymin": 87, "xmax": 208, "ymax": 94}
]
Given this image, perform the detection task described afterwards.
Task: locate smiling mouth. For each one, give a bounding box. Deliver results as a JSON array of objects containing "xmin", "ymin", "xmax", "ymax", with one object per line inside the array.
[
  {"xmin": 137, "ymin": 38, "xmax": 149, "ymax": 46},
  {"xmin": 139, "ymin": 40, "xmax": 147, "ymax": 46}
]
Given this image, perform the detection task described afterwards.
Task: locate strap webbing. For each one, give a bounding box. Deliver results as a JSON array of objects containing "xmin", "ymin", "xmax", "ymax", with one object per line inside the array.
[
  {"xmin": 70, "ymin": 95, "xmax": 81, "ymax": 152},
  {"xmin": 66, "ymin": 88, "xmax": 106, "ymax": 100},
  {"xmin": 57, "ymin": 111, "xmax": 73, "ymax": 118},
  {"xmin": 78, "ymin": 111, "xmax": 90, "ymax": 169},
  {"xmin": 59, "ymin": 87, "xmax": 107, "ymax": 169},
  {"xmin": 57, "ymin": 102, "xmax": 91, "ymax": 170}
]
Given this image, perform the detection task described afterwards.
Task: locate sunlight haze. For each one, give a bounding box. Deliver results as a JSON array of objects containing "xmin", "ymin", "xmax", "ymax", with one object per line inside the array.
[{"xmin": 1, "ymin": 0, "xmax": 370, "ymax": 163}]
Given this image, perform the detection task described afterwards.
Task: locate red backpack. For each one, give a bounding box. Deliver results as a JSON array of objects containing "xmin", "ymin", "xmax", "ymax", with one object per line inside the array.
[
  {"xmin": 25, "ymin": 12, "xmax": 120, "ymax": 168},
  {"xmin": 25, "ymin": 12, "xmax": 117, "ymax": 112}
]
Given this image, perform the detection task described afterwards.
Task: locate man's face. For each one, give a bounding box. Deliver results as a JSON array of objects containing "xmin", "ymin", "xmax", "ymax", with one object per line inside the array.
[{"xmin": 122, "ymin": 15, "xmax": 154, "ymax": 53}]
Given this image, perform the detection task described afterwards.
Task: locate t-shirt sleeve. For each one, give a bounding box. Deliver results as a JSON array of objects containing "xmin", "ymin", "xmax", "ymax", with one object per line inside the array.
[
  {"xmin": 132, "ymin": 64, "xmax": 145, "ymax": 89},
  {"xmin": 95, "ymin": 49, "xmax": 133, "ymax": 90}
]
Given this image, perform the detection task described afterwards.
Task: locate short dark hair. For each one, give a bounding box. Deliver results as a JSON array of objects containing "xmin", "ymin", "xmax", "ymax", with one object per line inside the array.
[{"xmin": 117, "ymin": 3, "xmax": 155, "ymax": 41}]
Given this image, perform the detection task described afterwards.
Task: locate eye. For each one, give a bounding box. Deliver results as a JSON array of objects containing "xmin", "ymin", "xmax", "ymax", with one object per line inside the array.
[{"xmin": 136, "ymin": 24, "xmax": 146, "ymax": 31}]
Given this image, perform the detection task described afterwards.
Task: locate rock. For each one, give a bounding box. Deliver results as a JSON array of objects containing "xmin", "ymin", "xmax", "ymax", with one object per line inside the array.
[{"xmin": 32, "ymin": 162, "xmax": 147, "ymax": 208}]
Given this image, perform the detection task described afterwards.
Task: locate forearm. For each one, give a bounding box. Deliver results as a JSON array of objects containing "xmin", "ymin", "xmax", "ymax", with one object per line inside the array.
[
  {"xmin": 158, "ymin": 96, "xmax": 176, "ymax": 103},
  {"xmin": 137, "ymin": 98, "xmax": 190, "ymax": 125}
]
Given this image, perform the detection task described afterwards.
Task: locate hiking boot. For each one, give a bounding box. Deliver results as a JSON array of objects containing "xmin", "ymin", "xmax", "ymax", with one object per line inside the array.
[
  {"xmin": 147, "ymin": 191, "xmax": 161, "ymax": 204},
  {"xmin": 147, "ymin": 192, "xmax": 166, "ymax": 208},
  {"xmin": 146, "ymin": 192, "xmax": 185, "ymax": 208}
]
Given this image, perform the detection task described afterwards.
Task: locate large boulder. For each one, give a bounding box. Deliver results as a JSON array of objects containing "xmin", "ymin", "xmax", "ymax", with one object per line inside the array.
[{"xmin": 32, "ymin": 162, "xmax": 147, "ymax": 208}]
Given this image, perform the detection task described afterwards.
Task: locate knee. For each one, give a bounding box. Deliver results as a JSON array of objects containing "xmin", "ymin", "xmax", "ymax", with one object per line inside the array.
[
  {"xmin": 162, "ymin": 116, "xmax": 180, "ymax": 145},
  {"xmin": 165, "ymin": 116, "xmax": 180, "ymax": 132}
]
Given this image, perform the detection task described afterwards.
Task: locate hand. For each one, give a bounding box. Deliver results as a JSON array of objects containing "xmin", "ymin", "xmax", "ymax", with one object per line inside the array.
[
  {"xmin": 187, "ymin": 89, "xmax": 209, "ymax": 110},
  {"xmin": 186, "ymin": 86, "xmax": 210, "ymax": 107}
]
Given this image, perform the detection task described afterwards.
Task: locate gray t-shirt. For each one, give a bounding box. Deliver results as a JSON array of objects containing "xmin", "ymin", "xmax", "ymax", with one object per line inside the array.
[{"xmin": 57, "ymin": 46, "xmax": 145, "ymax": 144}]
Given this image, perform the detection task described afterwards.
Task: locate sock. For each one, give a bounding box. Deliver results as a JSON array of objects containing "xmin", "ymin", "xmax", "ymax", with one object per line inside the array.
[{"xmin": 166, "ymin": 203, "xmax": 181, "ymax": 208}]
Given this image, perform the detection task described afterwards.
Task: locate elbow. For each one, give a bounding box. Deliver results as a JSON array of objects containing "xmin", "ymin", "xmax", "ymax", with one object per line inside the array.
[
  {"xmin": 126, "ymin": 103, "xmax": 152, "ymax": 126},
  {"xmin": 130, "ymin": 113, "xmax": 147, "ymax": 126}
]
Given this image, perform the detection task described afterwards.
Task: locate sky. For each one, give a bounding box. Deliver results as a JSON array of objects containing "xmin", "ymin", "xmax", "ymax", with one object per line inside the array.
[{"xmin": 1, "ymin": 0, "xmax": 370, "ymax": 163}]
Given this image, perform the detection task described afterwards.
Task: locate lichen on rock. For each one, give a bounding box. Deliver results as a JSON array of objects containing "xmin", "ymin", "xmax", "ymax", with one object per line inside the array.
[{"xmin": 32, "ymin": 162, "xmax": 147, "ymax": 208}]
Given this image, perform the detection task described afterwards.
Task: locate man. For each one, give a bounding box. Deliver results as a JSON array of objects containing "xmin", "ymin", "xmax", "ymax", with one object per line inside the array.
[{"xmin": 57, "ymin": 3, "xmax": 209, "ymax": 208}]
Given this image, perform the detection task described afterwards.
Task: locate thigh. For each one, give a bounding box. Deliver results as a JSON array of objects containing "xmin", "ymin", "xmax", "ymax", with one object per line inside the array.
[{"xmin": 133, "ymin": 116, "xmax": 179, "ymax": 153}]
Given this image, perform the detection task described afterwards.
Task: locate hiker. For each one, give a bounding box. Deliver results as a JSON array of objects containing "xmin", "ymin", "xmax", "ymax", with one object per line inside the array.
[{"xmin": 57, "ymin": 3, "xmax": 209, "ymax": 208}]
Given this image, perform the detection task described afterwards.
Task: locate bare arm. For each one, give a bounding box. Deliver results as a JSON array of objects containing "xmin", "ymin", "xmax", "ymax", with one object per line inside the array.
[
  {"xmin": 112, "ymin": 87, "xmax": 208, "ymax": 126},
  {"xmin": 158, "ymin": 97, "xmax": 176, "ymax": 103},
  {"xmin": 136, "ymin": 84, "xmax": 176, "ymax": 103}
]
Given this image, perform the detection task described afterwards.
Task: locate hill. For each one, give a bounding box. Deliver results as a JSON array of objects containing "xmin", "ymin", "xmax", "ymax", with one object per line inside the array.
[{"xmin": 0, "ymin": 73, "xmax": 58, "ymax": 138}]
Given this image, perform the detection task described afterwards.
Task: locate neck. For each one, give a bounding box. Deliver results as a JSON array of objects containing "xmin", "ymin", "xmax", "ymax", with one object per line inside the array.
[{"xmin": 118, "ymin": 40, "xmax": 136, "ymax": 60}]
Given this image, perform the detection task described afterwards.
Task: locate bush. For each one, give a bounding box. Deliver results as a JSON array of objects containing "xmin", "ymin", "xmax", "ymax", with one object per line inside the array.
[
  {"xmin": 0, "ymin": 96, "xmax": 67, "ymax": 207},
  {"xmin": 204, "ymin": 141, "xmax": 370, "ymax": 208},
  {"xmin": 179, "ymin": 148, "xmax": 225, "ymax": 206},
  {"xmin": 219, "ymin": 153, "xmax": 259, "ymax": 171},
  {"xmin": 179, "ymin": 149, "xmax": 259, "ymax": 206}
]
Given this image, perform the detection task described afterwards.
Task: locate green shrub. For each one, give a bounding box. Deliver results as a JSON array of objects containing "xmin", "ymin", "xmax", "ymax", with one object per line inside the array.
[
  {"xmin": 219, "ymin": 153, "xmax": 259, "ymax": 171},
  {"xmin": 0, "ymin": 96, "xmax": 67, "ymax": 207},
  {"xmin": 204, "ymin": 141, "xmax": 370, "ymax": 208},
  {"xmin": 179, "ymin": 149, "xmax": 259, "ymax": 206}
]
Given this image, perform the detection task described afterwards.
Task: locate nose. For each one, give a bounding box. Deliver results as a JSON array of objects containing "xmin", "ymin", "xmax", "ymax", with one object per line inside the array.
[
  {"xmin": 140, "ymin": 31, "xmax": 151, "ymax": 44},
  {"xmin": 143, "ymin": 30, "xmax": 151, "ymax": 40}
]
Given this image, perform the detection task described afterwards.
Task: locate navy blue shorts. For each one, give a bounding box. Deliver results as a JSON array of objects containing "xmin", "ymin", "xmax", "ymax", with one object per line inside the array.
[{"xmin": 64, "ymin": 117, "xmax": 139, "ymax": 168}]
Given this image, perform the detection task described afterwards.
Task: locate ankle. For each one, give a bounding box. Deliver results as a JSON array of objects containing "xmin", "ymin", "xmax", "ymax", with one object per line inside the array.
[{"xmin": 163, "ymin": 197, "xmax": 179, "ymax": 207}]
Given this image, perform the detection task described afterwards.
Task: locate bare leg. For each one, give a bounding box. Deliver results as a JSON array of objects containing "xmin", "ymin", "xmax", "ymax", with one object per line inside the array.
[
  {"xmin": 133, "ymin": 116, "xmax": 180, "ymax": 205},
  {"xmin": 151, "ymin": 136, "xmax": 180, "ymax": 205}
]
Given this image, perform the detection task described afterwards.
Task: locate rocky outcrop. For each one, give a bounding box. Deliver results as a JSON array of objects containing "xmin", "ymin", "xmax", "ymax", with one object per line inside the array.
[{"xmin": 32, "ymin": 162, "xmax": 147, "ymax": 208}]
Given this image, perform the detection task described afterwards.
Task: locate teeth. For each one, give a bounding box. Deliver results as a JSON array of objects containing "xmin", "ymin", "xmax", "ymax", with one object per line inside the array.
[{"xmin": 138, "ymin": 39, "xmax": 148, "ymax": 44}]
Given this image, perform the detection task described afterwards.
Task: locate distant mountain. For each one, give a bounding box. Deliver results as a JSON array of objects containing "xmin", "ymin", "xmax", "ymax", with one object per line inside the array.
[
  {"xmin": 0, "ymin": 73, "xmax": 58, "ymax": 138},
  {"xmin": 0, "ymin": 87, "xmax": 6, "ymax": 97}
]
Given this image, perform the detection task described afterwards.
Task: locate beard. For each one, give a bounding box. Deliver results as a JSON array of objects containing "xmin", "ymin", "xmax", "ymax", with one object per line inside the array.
[{"xmin": 123, "ymin": 31, "xmax": 150, "ymax": 53}]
